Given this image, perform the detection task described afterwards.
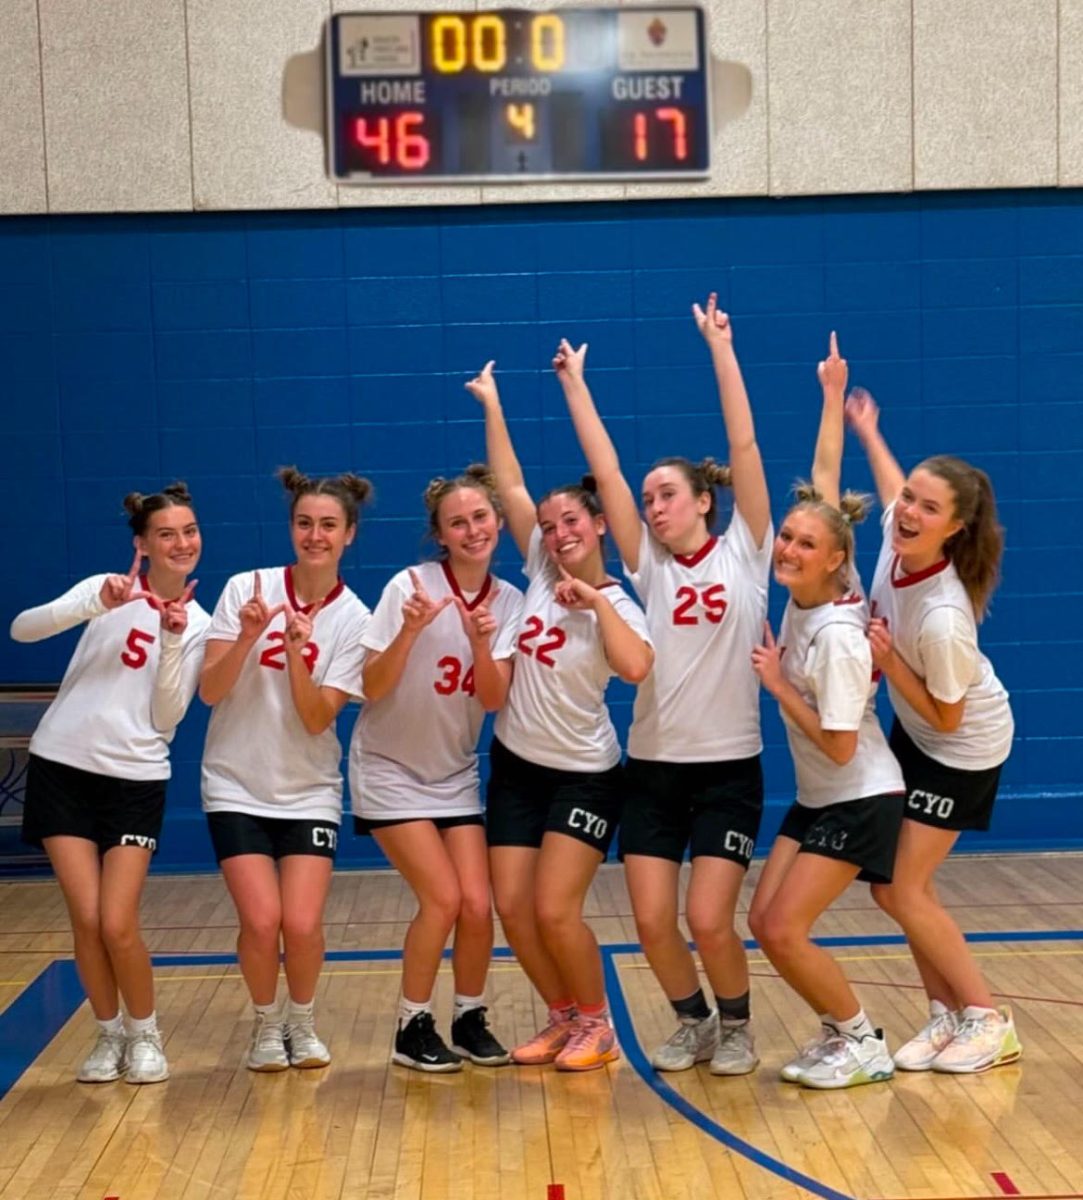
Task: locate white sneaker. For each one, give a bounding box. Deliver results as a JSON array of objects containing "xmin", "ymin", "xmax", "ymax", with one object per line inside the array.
[
  {"xmin": 651, "ymin": 1012, "xmax": 718, "ymax": 1072},
  {"xmin": 247, "ymin": 1011, "xmax": 289, "ymax": 1072},
  {"xmin": 931, "ymin": 1005, "xmax": 1022, "ymax": 1074},
  {"xmin": 77, "ymin": 1030, "xmax": 128, "ymax": 1083},
  {"xmin": 710, "ymin": 1021, "xmax": 759, "ymax": 1076},
  {"xmin": 286, "ymin": 1016, "xmax": 331, "ymax": 1069},
  {"xmin": 794, "ymin": 1030, "xmax": 894, "ymax": 1090},
  {"xmin": 126, "ymin": 1029, "xmax": 170, "ymax": 1084},
  {"xmin": 894, "ymin": 1003, "xmax": 959, "ymax": 1071},
  {"xmin": 780, "ymin": 1025, "xmax": 836, "ymax": 1083}
]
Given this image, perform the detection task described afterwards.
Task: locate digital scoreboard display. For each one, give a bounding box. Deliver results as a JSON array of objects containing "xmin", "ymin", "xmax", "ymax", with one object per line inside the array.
[{"xmin": 327, "ymin": 8, "xmax": 711, "ymax": 183}]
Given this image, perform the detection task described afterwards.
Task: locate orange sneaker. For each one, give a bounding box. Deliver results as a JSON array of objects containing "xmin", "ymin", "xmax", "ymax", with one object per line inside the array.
[
  {"xmin": 554, "ymin": 1017, "xmax": 620, "ymax": 1072},
  {"xmin": 511, "ymin": 1016, "xmax": 576, "ymax": 1065}
]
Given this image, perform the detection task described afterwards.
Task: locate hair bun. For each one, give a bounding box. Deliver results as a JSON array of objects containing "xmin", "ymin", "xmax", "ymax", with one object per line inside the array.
[
  {"xmin": 276, "ymin": 465, "xmax": 310, "ymax": 495},
  {"xmin": 122, "ymin": 491, "xmax": 146, "ymax": 518},
  {"xmin": 580, "ymin": 473, "xmax": 599, "ymax": 494}
]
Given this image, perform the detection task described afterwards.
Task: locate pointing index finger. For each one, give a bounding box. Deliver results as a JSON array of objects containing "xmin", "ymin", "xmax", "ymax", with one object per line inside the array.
[
  {"xmin": 829, "ymin": 330, "xmax": 839, "ymax": 358},
  {"xmin": 127, "ymin": 548, "xmax": 142, "ymax": 582},
  {"xmin": 252, "ymin": 570, "xmax": 262, "ymax": 601}
]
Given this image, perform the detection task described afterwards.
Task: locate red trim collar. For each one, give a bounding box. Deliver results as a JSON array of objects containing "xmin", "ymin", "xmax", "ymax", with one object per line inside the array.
[
  {"xmin": 285, "ymin": 565, "xmax": 345, "ymax": 613},
  {"xmin": 673, "ymin": 536, "xmax": 718, "ymax": 569},
  {"xmin": 598, "ymin": 579, "xmax": 623, "ymax": 591},
  {"xmin": 891, "ymin": 555, "xmax": 950, "ymax": 589},
  {"xmin": 441, "ymin": 560, "xmax": 493, "ymax": 611},
  {"xmin": 834, "ymin": 591, "xmax": 863, "ymax": 606}
]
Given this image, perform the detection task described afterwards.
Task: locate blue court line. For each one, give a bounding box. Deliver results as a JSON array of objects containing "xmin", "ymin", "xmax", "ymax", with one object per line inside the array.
[
  {"xmin": 0, "ymin": 959, "xmax": 82, "ymax": 1098},
  {"xmin": 603, "ymin": 947, "xmax": 856, "ymax": 1200},
  {"xmin": 2, "ymin": 930, "xmax": 1081, "ymax": 1199},
  {"xmin": 100, "ymin": 928, "xmax": 1083, "ymax": 973}
]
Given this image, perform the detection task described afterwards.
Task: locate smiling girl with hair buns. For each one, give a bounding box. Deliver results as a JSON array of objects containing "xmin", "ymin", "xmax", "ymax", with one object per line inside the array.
[
  {"xmin": 348, "ymin": 463, "xmax": 524, "ymax": 1073},
  {"xmin": 199, "ymin": 466, "xmax": 371, "ymax": 1075}
]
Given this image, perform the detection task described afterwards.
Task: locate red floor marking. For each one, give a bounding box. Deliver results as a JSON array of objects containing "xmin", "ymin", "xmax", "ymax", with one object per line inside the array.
[
  {"xmin": 992, "ymin": 1174, "xmax": 1021, "ymax": 1196},
  {"xmin": 547, "ymin": 1186, "xmax": 565, "ymax": 1200}
]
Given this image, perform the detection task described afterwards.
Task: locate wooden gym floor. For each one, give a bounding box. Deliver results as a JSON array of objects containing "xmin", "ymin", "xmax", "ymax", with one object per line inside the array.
[{"xmin": 0, "ymin": 854, "xmax": 1081, "ymax": 1200}]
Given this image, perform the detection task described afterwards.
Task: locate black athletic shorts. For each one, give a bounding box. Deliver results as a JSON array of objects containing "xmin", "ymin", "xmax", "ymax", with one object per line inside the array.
[
  {"xmin": 619, "ymin": 754, "xmax": 763, "ymax": 867},
  {"xmin": 485, "ymin": 737, "xmax": 622, "ymax": 856},
  {"xmin": 890, "ymin": 720, "xmax": 1002, "ymax": 833},
  {"xmin": 22, "ymin": 753, "xmax": 165, "ymax": 855},
  {"xmin": 206, "ymin": 810, "xmax": 340, "ymax": 862},
  {"xmin": 353, "ymin": 813, "xmax": 484, "ymax": 835},
  {"xmin": 777, "ymin": 791, "xmax": 906, "ymax": 885}
]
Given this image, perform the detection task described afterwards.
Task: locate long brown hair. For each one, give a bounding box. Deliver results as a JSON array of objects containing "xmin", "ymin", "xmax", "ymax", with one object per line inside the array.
[{"xmin": 917, "ymin": 455, "xmax": 1003, "ymax": 621}]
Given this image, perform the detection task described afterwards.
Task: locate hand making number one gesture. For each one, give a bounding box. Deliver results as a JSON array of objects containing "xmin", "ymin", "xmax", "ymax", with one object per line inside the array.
[
  {"xmin": 238, "ymin": 571, "xmax": 288, "ymax": 642},
  {"xmin": 464, "ymin": 360, "xmax": 499, "ymax": 408},
  {"xmin": 554, "ymin": 564, "xmax": 601, "ymax": 612},
  {"xmin": 99, "ymin": 549, "xmax": 148, "ymax": 611},
  {"xmin": 100, "ymin": 548, "xmax": 198, "ymax": 634},
  {"xmin": 402, "ymin": 568, "xmax": 454, "ymax": 635},
  {"xmin": 750, "ymin": 621, "xmax": 784, "ymax": 696},
  {"xmin": 454, "ymin": 585, "xmax": 500, "ymax": 647},
  {"xmin": 691, "ymin": 291, "xmax": 733, "ymax": 348},
  {"xmin": 817, "ymin": 330, "xmax": 848, "ymax": 393}
]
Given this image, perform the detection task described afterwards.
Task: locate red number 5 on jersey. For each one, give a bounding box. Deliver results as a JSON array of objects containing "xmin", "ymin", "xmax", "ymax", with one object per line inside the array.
[
  {"xmin": 672, "ymin": 584, "xmax": 728, "ymax": 626},
  {"xmin": 120, "ymin": 628, "xmax": 156, "ymax": 669},
  {"xmin": 517, "ymin": 616, "xmax": 567, "ymax": 667}
]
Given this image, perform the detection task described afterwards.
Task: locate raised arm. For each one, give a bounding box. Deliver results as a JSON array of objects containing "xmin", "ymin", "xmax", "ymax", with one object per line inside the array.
[
  {"xmin": 813, "ymin": 331, "xmax": 847, "ymax": 508},
  {"xmin": 553, "ymin": 339, "xmax": 644, "ymax": 571},
  {"xmin": 693, "ymin": 294, "xmax": 771, "ymax": 547},
  {"xmin": 845, "ymin": 388, "xmax": 906, "ymax": 509},
  {"xmin": 465, "ymin": 361, "xmax": 536, "ymax": 558},
  {"xmin": 11, "ymin": 551, "xmax": 147, "ymax": 642}
]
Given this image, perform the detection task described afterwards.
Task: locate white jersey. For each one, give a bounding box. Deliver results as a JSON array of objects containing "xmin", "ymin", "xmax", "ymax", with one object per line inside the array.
[
  {"xmin": 349, "ymin": 560, "xmax": 524, "ymax": 819},
  {"xmin": 625, "ymin": 509, "xmax": 772, "ymax": 762},
  {"xmin": 870, "ymin": 502, "xmax": 1013, "ymax": 770},
  {"xmin": 777, "ymin": 593, "xmax": 905, "ymax": 809},
  {"xmin": 494, "ymin": 527, "xmax": 652, "ymax": 772},
  {"xmin": 12, "ymin": 575, "xmax": 210, "ymax": 781},
  {"xmin": 201, "ymin": 567, "xmax": 370, "ymax": 824}
]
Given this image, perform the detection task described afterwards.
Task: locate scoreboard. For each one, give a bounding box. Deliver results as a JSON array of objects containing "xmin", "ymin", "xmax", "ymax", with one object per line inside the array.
[{"xmin": 326, "ymin": 8, "xmax": 711, "ymax": 183}]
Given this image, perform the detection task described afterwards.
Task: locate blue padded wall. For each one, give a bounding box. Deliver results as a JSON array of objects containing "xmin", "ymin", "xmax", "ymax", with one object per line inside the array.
[{"xmin": 1, "ymin": 190, "xmax": 1080, "ymax": 871}]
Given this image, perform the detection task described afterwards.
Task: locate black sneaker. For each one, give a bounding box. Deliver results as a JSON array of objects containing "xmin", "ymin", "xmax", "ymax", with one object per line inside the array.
[
  {"xmin": 450, "ymin": 1006, "xmax": 511, "ymax": 1066},
  {"xmin": 392, "ymin": 1012, "xmax": 463, "ymax": 1073}
]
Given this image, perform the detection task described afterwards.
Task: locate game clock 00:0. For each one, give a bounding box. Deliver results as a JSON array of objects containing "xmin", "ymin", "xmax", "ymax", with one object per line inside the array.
[{"xmin": 326, "ymin": 7, "xmax": 711, "ymax": 184}]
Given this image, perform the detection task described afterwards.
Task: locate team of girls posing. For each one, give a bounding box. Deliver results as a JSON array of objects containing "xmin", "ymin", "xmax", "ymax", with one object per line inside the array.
[{"xmin": 12, "ymin": 296, "xmax": 1019, "ymax": 1088}]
